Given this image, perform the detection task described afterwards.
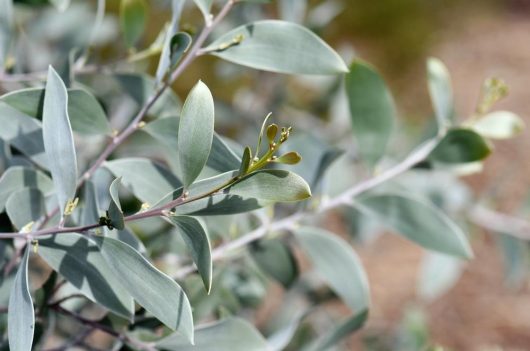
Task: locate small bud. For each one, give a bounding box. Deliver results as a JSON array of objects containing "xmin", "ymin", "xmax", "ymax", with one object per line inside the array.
[
  {"xmin": 32, "ymin": 240, "xmax": 39, "ymax": 253},
  {"xmin": 141, "ymin": 202, "xmax": 151, "ymax": 211},
  {"xmin": 266, "ymin": 124, "xmax": 278, "ymax": 143},
  {"xmin": 137, "ymin": 121, "xmax": 146, "ymax": 128},
  {"xmin": 64, "ymin": 197, "xmax": 79, "ymax": 216},
  {"xmin": 275, "ymin": 151, "xmax": 302, "ymax": 165}
]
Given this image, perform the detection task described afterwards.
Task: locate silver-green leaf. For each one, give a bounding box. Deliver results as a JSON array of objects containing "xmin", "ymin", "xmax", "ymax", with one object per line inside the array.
[
  {"xmin": 108, "ymin": 177, "xmax": 125, "ymax": 231},
  {"xmin": 42, "ymin": 66, "xmax": 78, "ymax": 218},
  {"xmin": 178, "ymin": 80, "xmax": 215, "ymax": 188},
  {"xmin": 156, "ymin": 317, "xmax": 269, "ymax": 351},
  {"xmin": 94, "ymin": 236, "xmax": 194, "ymax": 340},
  {"xmin": 0, "ymin": 0, "xmax": 13, "ymax": 70},
  {"xmin": 427, "ymin": 57, "xmax": 454, "ymax": 130},
  {"xmin": 168, "ymin": 215, "xmax": 212, "ymax": 293},
  {"xmin": 193, "ymin": 0, "xmax": 213, "ymax": 19},
  {"xmin": 8, "ymin": 246, "xmax": 34, "ymax": 351},
  {"xmin": 38, "ymin": 233, "xmax": 135, "ymax": 319},
  {"xmin": 0, "ymin": 167, "xmax": 54, "ymax": 213},
  {"xmin": 294, "ymin": 227, "xmax": 370, "ymax": 312},
  {"xmin": 345, "ymin": 60, "xmax": 396, "ymax": 168},
  {"xmin": 357, "ymin": 193, "xmax": 473, "ymax": 259},
  {"xmin": 6, "ymin": 188, "xmax": 45, "ymax": 230},
  {"xmin": 205, "ymin": 20, "xmax": 348, "ymax": 75}
]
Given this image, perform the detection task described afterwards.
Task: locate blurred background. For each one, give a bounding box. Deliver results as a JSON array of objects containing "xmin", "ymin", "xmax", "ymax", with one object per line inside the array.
[{"xmin": 4, "ymin": 0, "xmax": 530, "ymax": 350}]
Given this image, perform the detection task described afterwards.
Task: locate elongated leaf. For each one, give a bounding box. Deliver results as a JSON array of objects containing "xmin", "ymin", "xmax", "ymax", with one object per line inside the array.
[
  {"xmin": 42, "ymin": 66, "xmax": 78, "ymax": 217},
  {"xmin": 294, "ymin": 227, "xmax": 370, "ymax": 312},
  {"xmin": 8, "ymin": 246, "xmax": 34, "ymax": 351},
  {"xmin": 471, "ymin": 111, "xmax": 524, "ymax": 139},
  {"xmin": 0, "ymin": 102, "xmax": 47, "ymax": 168},
  {"xmin": 94, "ymin": 236, "xmax": 194, "ymax": 339},
  {"xmin": 429, "ymin": 128, "xmax": 492, "ymax": 164},
  {"xmin": 193, "ymin": 0, "xmax": 213, "ymax": 18},
  {"xmin": 38, "ymin": 233, "xmax": 134, "ymax": 319},
  {"xmin": 156, "ymin": 0, "xmax": 186, "ymax": 83},
  {"xmin": 108, "ymin": 178, "xmax": 125, "ymax": 230},
  {"xmin": 1, "ymin": 88, "xmax": 111, "ymax": 135},
  {"xmin": 168, "ymin": 216, "xmax": 212, "ymax": 293},
  {"xmin": 120, "ymin": 0, "xmax": 147, "ymax": 47},
  {"xmin": 205, "ymin": 20, "xmax": 348, "ymax": 75},
  {"xmin": 358, "ymin": 193, "xmax": 473, "ymax": 259},
  {"xmin": 173, "ymin": 170, "xmax": 310, "ymax": 215},
  {"xmin": 345, "ymin": 60, "xmax": 396, "ymax": 168},
  {"xmin": 6, "ymin": 188, "xmax": 45, "ymax": 230},
  {"xmin": 105, "ymin": 158, "xmax": 181, "ymax": 205},
  {"xmin": 80, "ymin": 180, "xmax": 99, "ymax": 225},
  {"xmin": 178, "ymin": 81, "xmax": 215, "ymax": 187},
  {"xmin": 306, "ymin": 310, "xmax": 368, "ymax": 351},
  {"xmin": 0, "ymin": 167, "xmax": 54, "ymax": 213},
  {"xmin": 427, "ymin": 57, "xmax": 454, "ymax": 129},
  {"xmin": 156, "ymin": 317, "xmax": 269, "ymax": 351},
  {"xmin": 143, "ymin": 117, "xmax": 241, "ymax": 173},
  {"xmin": 251, "ymin": 239, "xmax": 298, "ymax": 288},
  {"xmin": 0, "ymin": 0, "xmax": 13, "ymax": 70}
]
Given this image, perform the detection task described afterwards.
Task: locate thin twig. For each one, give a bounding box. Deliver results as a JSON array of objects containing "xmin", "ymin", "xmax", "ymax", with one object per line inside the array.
[{"xmin": 469, "ymin": 206, "xmax": 530, "ymax": 240}]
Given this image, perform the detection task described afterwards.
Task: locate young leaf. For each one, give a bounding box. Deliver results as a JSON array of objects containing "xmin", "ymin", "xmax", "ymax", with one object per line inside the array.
[
  {"xmin": 156, "ymin": 317, "xmax": 269, "ymax": 351},
  {"xmin": 205, "ymin": 20, "xmax": 348, "ymax": 75},
  {"xmin": 120, "ymin": 0, "xmax": 148, "ymax": 47},
  {"xmin": 108, "ymin": 178, "xmax": 125, "ymax": 231},
  {"xmin": 42, "ymin": 66, "xmax": 78, "ymax": 217},
  {"xmin": 94, "ymin": 236, "xmax": 194, "ymax": 340},
  {"xmin": 470, "ymin": 111, "xmax": 524, "ymax": 139},
  {"xmin": 294, "ymin": 227, "xmax": 370, "ymax": 312},
  {"xmin": 0, "ymin": 0, "xmax": 13, "ymax": 70},
  {"xmin": 0, "ymin": 167, "xmax": 54, "ymax": 213},
  {"xmin": 345, "ymin": 60, "xmax": 396, "ymax": 168},
  {"xmin": 169, "ymin": 32, "xmax": 192, "ymax": 68},
  {"xmin": 1, "ymin": 88, "xmax": 111, "ymax": 135},
  {"xmin": 155, "ymin": 0, "xmax": 186, "ymax": 83},
  {"xmin": 6, "ymin": 188, "xmax": 45, "ymax": 230},
  {"xmin": 239, "ymin": 146, "xmax": 252, "ymax": 175},
  {"xmin": 193, "ymin": 0, "xmax": 214, "ymax": 20},
  {"xmin": 357, "ymin": 193, "xmax": 473, "ymax": 259},
  {"xmin": 251, "ymin": 239, "xmax": 298, "ymax": 288},
  {"xmin": 178, "ymin": 81, "xmax": 215, "ymax": 188},
  {"xmin": 8, "ymin": 246, "xmax": 34, "ymax": 351},
  {"xmin": 105, "ymin": 158, "xmax": 182, "ymax": 204},
  {"xmin": 427, "ymin": 57, "xmax": 454, "ymax": 130},
  {"xmin": 429, "ymin": 128, "xmax": 492, "ymax": 164},
  {"xmin": 167, "ymin": 216, "xmax": 212, "ymax": 293},
  {"xmin": 38, "ymin": 233, "xmax": 135, "ymax": 319}
]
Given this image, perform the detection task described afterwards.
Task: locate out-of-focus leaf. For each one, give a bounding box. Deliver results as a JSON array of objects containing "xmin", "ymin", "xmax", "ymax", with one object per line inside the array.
[
  {"xmin": 178, "ymin": 81, "xmax": 215, "ymax": 188},
  {"xmin": 305, "ymin": 310, "xmax": 368, "ymax": 351},
  {"xmin": 39, "ymin": 233, "xmax": 135, "ymax": 319},
  {"xmin": 108, "ymin": 178, "xmax": 125, "ymax": 231},
  {"xmin": 156, "ymin": 317, "xmax": 269, "ymax": 351},
  {"xmin": 279, "ymin": 0, "xmax": 307, "ymax": 24},
  {"xmin": 120, "ymin": 0, "xmax": 147, "ymax": 47},
  {"xmin": 0, "ymin": 167, "xmax": 54, "ymax": 213},
  {"xmin": 0, "ymin": 0, "xmax": 13, "ymax": 70},
  {"xmin": 104, "ymin": 158, "xmax": 182, "ymax": 205},
  {"xmin": 193, "ymin": 0, "xmax": 213, "ymax": 19},
  {"xmin": 0, "ymin": 102, "xmax": 47, "ymax": 168},
  {"xmin": 8, "ymin": 246, "xmax": 34, "ymax": 351},
  {"xmin": 358, "ymin": 193, "xmax": 473, "ymax": 259},
  {"xmin": 251, "ymin": 239, "xmax": 298, "ymax": 288},
  {"xmin": 143, "ymin": 117, "xmax": 241, "ymax": 173},
  {"xmin": 205, "ymin": 20, "xmax": 348, "ymax": 75},
  {"xmin": 498, "ymin": 235, "xmax": 529, "ymax": 287},
  {"xmin": 345, "ymin": 60, "xmax": 396, "ymax": 168},
  {"xmin": 156, "ymin": 0, "xmax": 186, "ymax": 83},
  {"xmin": 1, "ymin": 88, "xmax": 111, "ymax": 135},
  {"xmin": 417, "ymin": 252, "xmax": 463, "ymax": 301},
  {"xmin": 294, "ymin": 227, "xmax": 370, "ymax": 312},
  {"xmin": 42, "ymin": 66, "xmax": 78, "ymax": 217},
  {"xmin": 168, "ymin": 216, "xmax": 212, "ymax": 293},
  {"xmin": 94, "ymin": 236, "xmax": 194, "ymax": 339},
  {"xmin": 6, "ymin": 188, "xmax": 45, "ymax": 230},
  {"xmin": 49, "ymin": 0, "xmax": 70, "ymax": 11},
  {"xmin": 427, "ymin": 57, "xmax": 454, "ymax": 130},
  {"xmin": 470, "ymin": 111, "xmax": 524, "ymax": 139},
  {"xmin": 429, "ymin": 128, "xmax": 492, "ymax": 164}
]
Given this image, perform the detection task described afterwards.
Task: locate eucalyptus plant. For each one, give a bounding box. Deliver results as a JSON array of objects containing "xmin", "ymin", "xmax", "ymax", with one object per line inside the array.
[{"xmin": 0, "ymin": 0, "xmax": 524, "ymax": 350}]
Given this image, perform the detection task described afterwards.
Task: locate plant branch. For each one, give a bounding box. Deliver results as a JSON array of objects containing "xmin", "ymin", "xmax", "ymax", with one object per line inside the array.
[{"xmin": 468, "ymin": 206, "xmax": 530, "ymax": 240}]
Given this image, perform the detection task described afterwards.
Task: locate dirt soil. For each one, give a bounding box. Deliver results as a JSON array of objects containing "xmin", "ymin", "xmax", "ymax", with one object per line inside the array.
[{"xmin": 345, "ymin": 12, "xmax": 530, "ymax": 351}]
